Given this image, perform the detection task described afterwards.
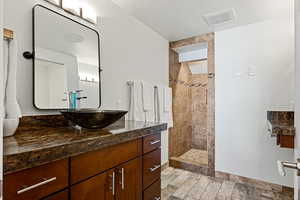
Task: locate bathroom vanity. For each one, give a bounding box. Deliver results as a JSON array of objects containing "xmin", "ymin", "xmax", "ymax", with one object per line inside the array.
[
  {"xmin": 3, "ymin": 119, "xmax": 167, "ymax": 200},
  {"xmin": 3, "ymin": 4, "xmax": 167, "ymax": 200}
]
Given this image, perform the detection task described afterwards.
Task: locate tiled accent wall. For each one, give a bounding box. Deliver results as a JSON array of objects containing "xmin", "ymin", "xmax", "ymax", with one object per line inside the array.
[
  {"xmin": 169, "ymin": 49, "xmax": 192, "ymax": 157},
  {"xmin": 191, "ymin": 74, "xmax": 208, "ymax": 150},
  {"xmin": 169, "ymin": 33, "xmax": 215, "ymax": 176}
]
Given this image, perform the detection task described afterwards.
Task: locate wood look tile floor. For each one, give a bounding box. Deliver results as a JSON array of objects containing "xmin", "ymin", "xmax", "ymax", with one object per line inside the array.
[{"xmin": 161, "ymin": 167, "xmax": 293, "ymax": 200}]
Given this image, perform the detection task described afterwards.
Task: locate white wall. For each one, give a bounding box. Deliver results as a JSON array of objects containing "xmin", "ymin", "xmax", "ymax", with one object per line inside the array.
[
  {"xmin": 294, "ymin": 0, "xmax": 300, "ymax": 198},
  {"xmin": 0, "ymin": 0, "xmax": 3, "ymax": 197},
  {"xmin": 216, "ymin": 18, "xmax": 295, "ymax": 186},
  {"xmin": 3, "ymin": 0, "xmax": 169, "ymax": 164}
]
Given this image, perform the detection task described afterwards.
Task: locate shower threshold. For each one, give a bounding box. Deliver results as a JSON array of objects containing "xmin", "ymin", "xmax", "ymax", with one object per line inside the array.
[{"xmin": 171, "ymin": 149, "xmax": 208, "ymax": 166}]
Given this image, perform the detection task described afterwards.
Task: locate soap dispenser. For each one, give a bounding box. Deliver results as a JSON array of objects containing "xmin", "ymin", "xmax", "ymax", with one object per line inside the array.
[{"xmin": 68, "ymin": 91, "xmax": 77, "ymax": 109}]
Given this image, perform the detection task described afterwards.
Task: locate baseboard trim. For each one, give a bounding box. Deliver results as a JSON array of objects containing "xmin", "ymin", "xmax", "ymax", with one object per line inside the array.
[
  {"xmin": 215, "ymin": 171, "xmax": 293, "ymax": 193},
  {"xmin": 161, "ymin": 161, "xmax": 169, "ymax": 171}
]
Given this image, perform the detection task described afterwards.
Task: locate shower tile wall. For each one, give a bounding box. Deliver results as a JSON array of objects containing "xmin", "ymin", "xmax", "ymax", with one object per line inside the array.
[
  {"xmin": 169, "ymin": 49, "xmax": 192, "ymax": 157},
  {"xmin": 191, "ymin": 74, "xmax": 208, "ymax": 150},
  {"xmin": 169, "ymin": 33, "xmax": 215, "ymax": 175}
]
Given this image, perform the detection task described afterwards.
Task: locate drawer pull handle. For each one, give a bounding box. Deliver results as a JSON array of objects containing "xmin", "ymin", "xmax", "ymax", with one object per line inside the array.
[
  {"xmin": 119, "ymin": 168, "xmax": 125, "ymax": 190},
  {"xmin": 154, "ymin": 197, "xmax": 161, "ymax": 200},
  {"xmin": 110, "ymin": 172, "xmax": 116, "ymax": 195},
  {"xmin": 17, "ymin": 177, "xmax": 57, "ymax": 194},
  {"xmin": 149, "ymin": 165, "xmax": 160, "ymax": 172},
  {"xmin": 150, "ymin": 140, "xmax": 160, "ymax": 145}
]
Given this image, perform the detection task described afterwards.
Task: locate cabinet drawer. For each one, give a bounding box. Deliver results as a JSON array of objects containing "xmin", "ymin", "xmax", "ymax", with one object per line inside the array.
[
  {"xmin": 71, "ymin": 139, "xmax": 142, "ymax": 184},
  {"xmin": 143, "ymin": 133, "xmax": 161, "ymax": 154},
  {"xmin": 4, "ymin": 159, "xmax": 68, "ymax": 200},
  {"xmin": 143, "ymin": 148, "xmax": 161, "ymax": 189},
  {"xmin": 143, "ymin": 179, "xmax": 161, "ymax": 200},
  {"xmin": 42, "ymin": 190, "xmax": 68, "ymax": 200}
]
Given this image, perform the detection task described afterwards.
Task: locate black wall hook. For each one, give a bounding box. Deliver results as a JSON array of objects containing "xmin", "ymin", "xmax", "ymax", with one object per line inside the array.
[{"xmin": 23, "ymin": 51, "xmax": 34, "ymax": 59}]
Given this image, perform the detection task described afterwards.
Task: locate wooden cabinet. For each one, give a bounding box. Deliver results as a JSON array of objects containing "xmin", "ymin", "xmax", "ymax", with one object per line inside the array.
[
  {"xmin": 71, "ymin": 157, "xmax": 141, "ymax": 200},
  {"xmin": 143, "ymin": 148, "xmax": 161, "ymax": 189},
  {"xmin": 116, "ymin": 158, "xmax": 142, "ymax": 200},
  {"xmin": 71, "ymin": 139, "xmax": 142, "ymax": 184},
  {"xmin": 4, "ymin": 159, "xmax": 68, "ymax": 200},
  {"xmin": 143, "ymin": 180, "xmax": 161, "ymax": 200},
  {"xmin": 142, "ymin": 133, "xmax": 161, "ymax": 200},
  {"xmin": 143, "ymin": 133, "xmax": 161, "ymax": 154},
  {"xmin": 71, "ymin": 169, "xmax": 115, "ymax": 200},
  {"xmin": 42, "ymin": 190, "xmax": 69, "ymax": 200},
  {"xmin": 4, "ymin": 132, "xmax": 162, "ymax": 200}
]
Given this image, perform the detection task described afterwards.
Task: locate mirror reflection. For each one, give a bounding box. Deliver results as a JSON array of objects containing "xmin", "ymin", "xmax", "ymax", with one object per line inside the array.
[{"xmin": 34, "ymin": 5, "xmax": 100, "ymax": 110}]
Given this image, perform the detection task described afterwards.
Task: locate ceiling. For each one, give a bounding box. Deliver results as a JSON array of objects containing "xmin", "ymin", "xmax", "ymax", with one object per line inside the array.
[{"xmin": 111, "ymin": 0, "xmax": 294, "ymax": 41}]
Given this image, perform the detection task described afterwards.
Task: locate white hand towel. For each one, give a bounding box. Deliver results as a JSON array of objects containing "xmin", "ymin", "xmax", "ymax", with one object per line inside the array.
[
  {"xmin": 3, "ymin": 39, "xmax": 22, "ymax": 137},
  {"xmin": 154, "ymin": 86, "xmax": 173, "ymax": 128},
  {"xmin": 128, "ymin": 81, "xmax": 145, "ymax": 122},
  {"xmin": 5, "ymin": 39, "xmax": 22, "ymax": 119},
  {"xmin": 141, "ymin": 81, "xmax": 154, "ymax": 112},
  {"xmin": 164, "ymin": 87, "xmax": 173, "ymax": 128},
  {"xmin": 163, "ymin": 87, "xmax": 172, "ymax": 112},
  {"xmin": 2, "ymin": 40, "xmax": 8, "ymax": 119},
  {"xmin": 154, "ymin": 86, "xmax": 161, "ymax": 122}
]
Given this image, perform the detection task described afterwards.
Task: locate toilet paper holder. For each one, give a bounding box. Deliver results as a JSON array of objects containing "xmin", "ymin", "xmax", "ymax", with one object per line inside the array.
[{"xmin": 277, "ymin": 160, "xmax": 300, "ymax": 176}]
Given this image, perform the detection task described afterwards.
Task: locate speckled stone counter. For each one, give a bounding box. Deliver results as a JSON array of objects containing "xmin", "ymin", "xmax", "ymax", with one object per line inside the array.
[{"xmin": 4, "ymin": 120, "xmax": 167, "ymax": 175}]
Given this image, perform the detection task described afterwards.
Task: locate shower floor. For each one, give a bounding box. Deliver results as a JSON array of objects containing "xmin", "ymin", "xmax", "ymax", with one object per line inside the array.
[{"xmin": 175, "ymin": 149, "xmax": 208, "ymax": 166}]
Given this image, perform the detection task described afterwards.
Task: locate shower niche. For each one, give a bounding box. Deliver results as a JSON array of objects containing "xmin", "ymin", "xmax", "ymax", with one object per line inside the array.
[{"xmin": 169, "ymin": 34, "xmax": 215, "ymax": 176}]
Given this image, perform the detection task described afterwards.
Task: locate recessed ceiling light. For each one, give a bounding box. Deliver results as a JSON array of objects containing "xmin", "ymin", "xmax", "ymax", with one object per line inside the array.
[{"xmin": 203, "ymin": 8, "xmax": 237, "ymax": 27}]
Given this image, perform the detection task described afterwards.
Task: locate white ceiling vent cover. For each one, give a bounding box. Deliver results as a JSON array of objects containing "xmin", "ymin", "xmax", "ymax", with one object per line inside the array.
[{"xmin": 203, "ymin": 9, "xmax": 236, "ymax": 26}]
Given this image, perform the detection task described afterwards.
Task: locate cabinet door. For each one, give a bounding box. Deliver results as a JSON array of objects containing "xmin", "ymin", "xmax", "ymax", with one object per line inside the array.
[
  {"xmin": 116, "ymin": 157, "xmax": 142, "ymax": 200},
  {"xmin": 71, "ymin": 169, "xmax": 115, "ymax": 200},
  {"xmin": 41, "ymin": 190, "xmax": 68, "ymax": 200}
]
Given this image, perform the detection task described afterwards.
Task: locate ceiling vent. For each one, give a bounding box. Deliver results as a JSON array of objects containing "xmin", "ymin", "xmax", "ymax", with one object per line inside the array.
[{"xmin": 203, "ymin": 9, "xmax": 236, "ymax": 27}]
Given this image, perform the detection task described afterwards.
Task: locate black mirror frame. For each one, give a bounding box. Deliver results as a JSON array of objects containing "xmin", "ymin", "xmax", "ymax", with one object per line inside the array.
[{"xmin": 32, "ymin": 4, "xmax": 101, "ymax": 110}]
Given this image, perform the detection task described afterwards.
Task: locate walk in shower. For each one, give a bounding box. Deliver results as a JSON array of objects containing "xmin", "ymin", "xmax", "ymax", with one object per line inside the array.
[{"xmin": 168, "ymin": 34, "xmax": 215, "ymax": 176}]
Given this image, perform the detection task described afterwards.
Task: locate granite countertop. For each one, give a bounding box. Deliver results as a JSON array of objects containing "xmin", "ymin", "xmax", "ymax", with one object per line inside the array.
[{"xmin": 4, "ymin": 120, "xmax": 167, "ymax": 175}]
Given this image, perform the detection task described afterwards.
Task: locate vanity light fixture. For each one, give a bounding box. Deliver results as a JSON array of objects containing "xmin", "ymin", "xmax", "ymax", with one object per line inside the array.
[
  {"xmin": 44, "ymin": 0, "xmax": 61, "ymax": 6},
  {"xmin": 80, "ymin": 2, "xmax": 97, "ymax": 24},
  {"xmin": 62, "ymin": 0, "xmax": 81, "ymax": 16},
  {"xmin": 42, "ymin": 0, "xmax": 97, "ymax": 24}
]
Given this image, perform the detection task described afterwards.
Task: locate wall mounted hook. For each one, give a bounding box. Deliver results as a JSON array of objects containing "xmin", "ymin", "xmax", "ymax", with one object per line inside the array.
[{"xmin": 23, "ymin": 51, "xmax": 34, "ymax": 59}]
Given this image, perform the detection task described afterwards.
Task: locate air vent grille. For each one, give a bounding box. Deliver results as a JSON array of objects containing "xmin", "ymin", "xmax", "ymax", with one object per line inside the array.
[{"xmin": 203, "ymin": 9, "xmax": 236, "ymax": 26}]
